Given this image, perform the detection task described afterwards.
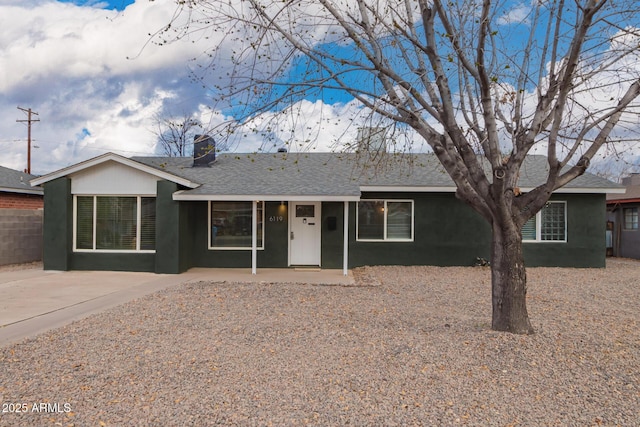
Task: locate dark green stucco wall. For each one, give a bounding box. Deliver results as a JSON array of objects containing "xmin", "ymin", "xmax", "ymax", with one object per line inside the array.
[
  {"xmin": 155, "ymin": 181, "xmax": 185, "ymax": 274},
  {"xmin": 42, "ymin": 179, "xmax": 607, "ymax": 272},
  {"xmin": 186, "ymin": 201, "xmax": 289, "ymax": 268},
  {"xmin": 321, "ymin": 202, "xmax": 346, "ymax": 269},
  {"xmin": 262, "ymin": 202, "xmax": 289, "ymax": 267},
  {"xmin": 42, "ymin": 178, "xmax": 72, "ymax": 270},
  {"xmin": 346, "ymin": 192, "xmax": 606, "ymax": 268},
  {"xmin": 348, "ymin": 193, "xmax": 492, "ymax": 268},
  {"xmin": 523, "ymin": 194, "xmax": 606, "ymax": 267},
  {"xmin": 178, "ymin": 201, "xmax": 196, "ymax": 272},
  {"xmin": 71, "ymin": 252, "xmax": 155, "ymax": 272}
]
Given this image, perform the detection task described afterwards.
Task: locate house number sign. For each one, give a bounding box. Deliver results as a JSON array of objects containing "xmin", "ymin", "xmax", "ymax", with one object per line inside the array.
[{"xmin": 269, "ymin": 216, "xmax": 284, "ymax": 222}]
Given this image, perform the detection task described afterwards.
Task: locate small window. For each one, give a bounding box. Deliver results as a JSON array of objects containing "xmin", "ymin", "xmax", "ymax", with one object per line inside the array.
[
  {"xmin": 624, "ymin": 207, "xmax": 638, "ymax": 230},
  {"xmin": 357, "ymin": 200, "xmax": 413, "ymax": 241},
  {"xmin": 295, "ymin": 205, "xmax": 315, "ymax": 218},
  {"xmin": 541, "ymin": 202, "xmax": 566, "ymax": 240},
  {"xmin": 522, "ymin": 201, "xmax": 566, "ymax": 242},
  {"xmin": 210, "ymin": 201, "xmax": 264, "ymax": 249},
  {"xmin": 74, "ymin": 196, "xmax": 155, "ymax": 252}
]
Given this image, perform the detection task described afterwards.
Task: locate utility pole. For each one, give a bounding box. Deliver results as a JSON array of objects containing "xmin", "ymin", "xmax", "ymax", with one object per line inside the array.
[{"xmin": 16, "ymin": 107, "xmax": 40, "ymax": 174}]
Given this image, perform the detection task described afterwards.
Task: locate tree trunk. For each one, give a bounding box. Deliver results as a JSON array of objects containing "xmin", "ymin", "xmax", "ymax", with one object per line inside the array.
[{"xmin": 490, "ymin": 223, "xmax": 534, "ymax": 334}]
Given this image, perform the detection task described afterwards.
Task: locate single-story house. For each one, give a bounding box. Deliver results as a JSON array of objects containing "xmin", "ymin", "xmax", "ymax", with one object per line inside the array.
[
  {"xmin": 31, "ymin": 141, "xmax": 622, "ymax": 274},
  {"xmin": 0, "ymin": 165, "xmax": 44, "ymax": 266},
  {"xmin": 606, "ymin": 173, "xmax": 640, "ymax": 259}
]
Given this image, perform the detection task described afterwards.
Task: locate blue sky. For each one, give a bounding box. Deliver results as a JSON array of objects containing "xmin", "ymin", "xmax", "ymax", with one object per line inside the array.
[
  {"xmin": 0, "ymin": 0, "xmax": 367, "ymax": 175},
  {"xmin": 0, "ymin": 0, "xmax": 218, "ymax": 174},
  {"xmin": 57, "ymin": 0, "xmax": 135, "ymax": 11},
  {"xmin": 0, "ymin": 0, "xmax": 637, "ymax": 178}
]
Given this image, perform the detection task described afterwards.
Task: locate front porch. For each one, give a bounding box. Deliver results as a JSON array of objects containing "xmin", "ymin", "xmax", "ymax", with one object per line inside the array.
[{"xmin": 173, "ymin": 196, "xmax": 354, "ymax": 276}]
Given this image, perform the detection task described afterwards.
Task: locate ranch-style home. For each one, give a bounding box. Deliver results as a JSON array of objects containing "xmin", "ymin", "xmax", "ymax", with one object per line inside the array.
[{"xmin": 31, "ymin": 138, "xmax": 622, "ymax": 274}]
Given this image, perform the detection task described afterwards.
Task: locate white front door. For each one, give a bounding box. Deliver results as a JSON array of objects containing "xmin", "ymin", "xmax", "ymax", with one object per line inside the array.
[{"xmin": 290, "ymin": 202, "xmax": 321, "ymax": 266}]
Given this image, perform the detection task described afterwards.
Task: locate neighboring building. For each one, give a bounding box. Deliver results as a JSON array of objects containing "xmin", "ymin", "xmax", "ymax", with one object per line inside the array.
[
  {"xmin": 31, "ymin": 142, "xmax": 621, "ymax": 274},
  {"xmin": 606, "ymin": 173, "xmax": 640, "ymax": 259},
  {"xmin": 0, "ymin": 165, "xmax": 44, "ymax": 266}
]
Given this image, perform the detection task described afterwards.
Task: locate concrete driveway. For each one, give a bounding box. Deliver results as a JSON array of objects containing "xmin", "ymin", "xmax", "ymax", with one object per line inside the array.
[{"xmin": 0, "ymin": 267, "xmax": 353, "ymax": 347}]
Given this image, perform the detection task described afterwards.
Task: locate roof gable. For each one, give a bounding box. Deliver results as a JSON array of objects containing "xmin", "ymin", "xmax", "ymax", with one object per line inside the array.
[{"xmin": 30, "ymin": 153, "xmax": 200, "ymax": 189}]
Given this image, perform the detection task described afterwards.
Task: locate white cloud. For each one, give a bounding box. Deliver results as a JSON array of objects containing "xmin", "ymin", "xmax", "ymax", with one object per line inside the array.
[
  {"xmin": 0, "ymin": 1, "xmax": 206, "ymax": 93},
  {"xmin": 1, "ymin": 0, "xmax": 638, "ymax": 183},
  {"xmin": 497, "ymin": 4, "xmax": 531, "ymax": 26},
  {"xmin": 0, "ymin": 0, "xmax": 213, "ymax": 174}
]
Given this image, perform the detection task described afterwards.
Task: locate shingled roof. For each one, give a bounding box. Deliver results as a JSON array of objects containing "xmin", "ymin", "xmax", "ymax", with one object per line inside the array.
[
  {"xmin": 0, "ymin": 165, "xmax": 43, "ymax": 195},
  {"xmin": 131, "ymin": 152, "xmax": 621, "ymax": 200}
]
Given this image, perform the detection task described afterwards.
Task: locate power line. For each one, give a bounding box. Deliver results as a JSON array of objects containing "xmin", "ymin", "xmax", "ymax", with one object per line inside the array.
[{"xmin": 16, "ymin": 107, "xmax": 40, "ymax": 174}]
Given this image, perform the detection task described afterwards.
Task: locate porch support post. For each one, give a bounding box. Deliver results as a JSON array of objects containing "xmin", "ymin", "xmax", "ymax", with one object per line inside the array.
[
  {"xmin": 343, "ymin": 201, "xmax": 349, "ymax": 276},
  {"xmin": 252, "ymin": 201, "xmax": 257, "ymax": 275}
]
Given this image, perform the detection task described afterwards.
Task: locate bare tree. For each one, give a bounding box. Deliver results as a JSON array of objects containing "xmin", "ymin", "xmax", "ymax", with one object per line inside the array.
[
  {"xmin": 153, "ymin": 113, "xmax": 202, "ymax": 157},
  {"xmin": 160, "ymin": 0, "xmax": 640, "ymax": 333}
]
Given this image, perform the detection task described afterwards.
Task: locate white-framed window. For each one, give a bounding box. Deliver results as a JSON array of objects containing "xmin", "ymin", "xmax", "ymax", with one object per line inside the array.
[
  {"xmin": 208, "ymin": 201, "xmax": 264, "ymax": 250},
  {"xmin": 522, "ymin": 201, "xmax": 567, "ymax": 242},
  {"xmin": 74, "ymin": 195, "xmax": 156, "ymax": 252},
  {"xmin": 356, "ymin": 199, "xmax": 414, "ymax": 241},
  {"xmin": 624, "ymin": 207, "xmax": 638, "ymax": 230}
]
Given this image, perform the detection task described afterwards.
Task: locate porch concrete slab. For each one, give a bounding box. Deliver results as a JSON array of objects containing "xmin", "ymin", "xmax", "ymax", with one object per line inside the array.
[{"xmin": 0, "ymin": 268, "xmax": 353, "ymax": 347}]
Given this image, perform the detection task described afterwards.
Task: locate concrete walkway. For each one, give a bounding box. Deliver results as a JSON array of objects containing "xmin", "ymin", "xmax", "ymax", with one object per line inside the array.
[{"xmin": 0, "ymin": 267, "xmax": 353, "ymax": 347}]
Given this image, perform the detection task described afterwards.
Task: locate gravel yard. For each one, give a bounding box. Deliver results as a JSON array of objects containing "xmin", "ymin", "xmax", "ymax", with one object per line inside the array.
[{"xmin": 1, "ymin": 259, "xmax": 638, "ymax": 426}]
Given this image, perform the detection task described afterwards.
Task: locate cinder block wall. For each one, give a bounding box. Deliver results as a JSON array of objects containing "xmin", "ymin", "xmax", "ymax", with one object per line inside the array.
[{"xmin": 0, "ymin": 209, "xmax": 43, "ymax": 266}]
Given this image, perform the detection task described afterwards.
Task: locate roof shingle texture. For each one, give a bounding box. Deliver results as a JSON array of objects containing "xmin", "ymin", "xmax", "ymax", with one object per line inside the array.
[
  {"xmin": 132, "ymin": 153, "xmax": 619, "ymax": 197},
  {"xmin": 0, "ymin": 165, "xmax": 42, "ymax": 194}
]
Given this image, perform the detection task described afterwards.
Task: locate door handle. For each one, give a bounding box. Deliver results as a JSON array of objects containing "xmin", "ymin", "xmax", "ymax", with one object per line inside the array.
[{"xmin": 290, "ymin": 231, "xmax": 294, "ymax": 240}]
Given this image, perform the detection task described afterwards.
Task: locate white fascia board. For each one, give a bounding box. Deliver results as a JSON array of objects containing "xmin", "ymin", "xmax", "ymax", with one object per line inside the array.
[
  {"xmin": 172, "ymin": 191, "xmax": 360, "ymax": 202},
  {"xmin": 30, "ymin": 152, "xmax": 200, "ymax": 189},
  {"xmin": 519, "ymin": 187, "xmax": 626, "ymax": 194},
  {"xmin": 0, "ymin": 186, "xmax": 43, "ymax": 195},
  {"xmin": 361, "ymin": 185, "xmax": 624, "ymax": 194},
  {"xmin": 360, "ymin": 185, "xmax": 455, "ymax": 193}
]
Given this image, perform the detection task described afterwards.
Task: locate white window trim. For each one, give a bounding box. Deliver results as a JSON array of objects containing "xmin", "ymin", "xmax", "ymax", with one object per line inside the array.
[
  {"xmin": 73, "ymin": 195, "xmax": 156, "ymax": 253},
  {"xmin": 208, "ymin": 201, "xmax": 265, "ymax": 250},
  {"xmin": 356, "ymin": 199, "xmax": 415, "ymax": 242},
  {"xmin": 523, "ymin": 201, "xmax": 567, "ymax": 243}
]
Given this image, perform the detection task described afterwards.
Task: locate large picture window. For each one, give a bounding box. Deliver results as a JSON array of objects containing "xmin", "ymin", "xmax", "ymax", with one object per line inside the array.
[
  {"xmin": 357, "ymin": 200, "xmax": 413, "ymax": 241},
  {"xmin": 624, "ymin": 207, "xmax": 638, "ymax": 230},
  {"xmin": 209, "ymin": 201, "xmax": 264, "ymax": 249},
  {"xmin": 522, "ymin": 201, "xmax": 567, "ymax": 242},
  {"xmin": 74, "ymin": 196, "xmax": 156, "ymax": 252}
]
